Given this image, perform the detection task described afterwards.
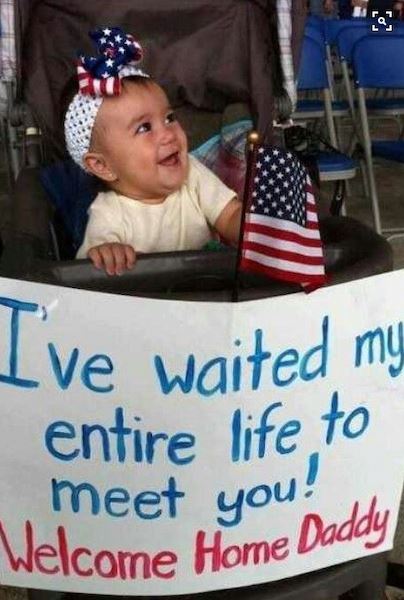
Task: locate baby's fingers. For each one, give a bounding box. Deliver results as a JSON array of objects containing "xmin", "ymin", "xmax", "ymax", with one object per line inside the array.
[
  {"xmin": 87, "ymin": 244, "xmax": 136, "ymax": 275},
  {"xmin": 97, "ymin": 245, "xmax": 117, "ymax": 275},
  {"xmin": 88, "ymin": 247, "xmax": 104, "ymax": 271},
  {"xmin": 124, "ymin": 245, "xmax": 136, "ymax": 270},
  {"xmin": 88, "ymin": 244, "xmax": 117, "ymax": 275},
  {"xmin": 111, "ymin": 244, "xmax": 129, "ymax": 275}
]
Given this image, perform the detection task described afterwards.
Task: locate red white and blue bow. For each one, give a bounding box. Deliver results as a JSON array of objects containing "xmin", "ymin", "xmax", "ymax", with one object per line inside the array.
[{"xmin": 77, "ymin": 27, "xmax": 147, "ymax": 97}]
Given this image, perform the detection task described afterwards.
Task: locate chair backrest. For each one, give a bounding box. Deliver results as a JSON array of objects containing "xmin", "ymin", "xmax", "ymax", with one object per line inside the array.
[
  {"xmin": 306, "ymin": 15, "xmax": 325, "ymax": 35},
  {"xmin": 324, "ymin": 18, "xmax": 369, "ymax": 46},
  {"xmin": 337, "ymin": 23, "xmax": 404, "ymax": 63},
  {"xmin": 306, "ymin": 14, "xmax": 323, "ymax": 26},
  {"xmin": 352, "ymin": 34, "xmax": 404, "ymax": 88},
  {"xmin": 305, "ymin": 23, "xmax": 326, "ymax": 46},
  {"xmin": 335, "ymin": 24, "xmax": 370, "ymax": 62},
  {"xmin": 297, "ymin": 35, "xmax": 328, "ymax": 90}
]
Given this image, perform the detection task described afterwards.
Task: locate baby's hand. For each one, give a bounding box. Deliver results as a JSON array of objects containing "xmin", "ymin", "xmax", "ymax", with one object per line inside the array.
[{"xmin": 87, "ymin": 243, "xmax": 136, "ymax": 276}]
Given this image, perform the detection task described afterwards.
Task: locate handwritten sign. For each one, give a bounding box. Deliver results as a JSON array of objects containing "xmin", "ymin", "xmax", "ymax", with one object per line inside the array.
[{"xmin": 0, "ymin": 272, "xmax": 403, "ymax": 595}]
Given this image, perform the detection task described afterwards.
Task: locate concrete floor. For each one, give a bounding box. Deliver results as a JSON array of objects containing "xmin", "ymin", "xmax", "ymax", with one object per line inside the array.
[{"xmin": 0, "ymin": 119, "xmax": 404, "ymax": 599}]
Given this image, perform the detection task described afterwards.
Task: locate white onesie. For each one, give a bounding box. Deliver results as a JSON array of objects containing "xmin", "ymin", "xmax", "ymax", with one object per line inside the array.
[{"xmin": 77, "ymin": 155, "xmax": 236, "ymax": 258}]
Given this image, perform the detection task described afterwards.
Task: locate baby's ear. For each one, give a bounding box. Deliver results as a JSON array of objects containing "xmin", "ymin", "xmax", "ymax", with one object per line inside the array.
[{"xmin": 83, "ymin": 152, "xmax": 117, "ymax": 182}]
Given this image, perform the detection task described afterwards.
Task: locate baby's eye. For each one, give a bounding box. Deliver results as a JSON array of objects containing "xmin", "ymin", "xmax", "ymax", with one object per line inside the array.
[
  {"xmin": 136, "ymin": 122, "xmax": 152, "ymax": 134},
  {"xmin": 165, "ymin": 112, "xmax": 177, "ymax": 124}
]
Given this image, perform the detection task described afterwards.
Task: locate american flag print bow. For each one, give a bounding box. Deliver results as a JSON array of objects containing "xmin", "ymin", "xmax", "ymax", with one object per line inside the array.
[{"xmin": 77, "ymin": 27, "xmax": 146, "ymax": 97}]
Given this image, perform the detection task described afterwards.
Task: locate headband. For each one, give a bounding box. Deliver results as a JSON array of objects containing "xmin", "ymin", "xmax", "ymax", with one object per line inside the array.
[{"xmin": 64, "ymin": 27, "xmax": 150, "ymax": 168}]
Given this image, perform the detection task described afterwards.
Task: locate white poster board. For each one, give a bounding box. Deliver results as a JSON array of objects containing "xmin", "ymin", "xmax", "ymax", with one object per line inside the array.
[{"xmin": 0, "ymin": 272, "xmax": 403, "ymax": 595}]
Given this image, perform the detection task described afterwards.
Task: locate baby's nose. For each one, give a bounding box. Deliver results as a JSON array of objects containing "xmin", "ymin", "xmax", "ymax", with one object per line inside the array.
[{"xmin": 160, "ymin": 125, "xmax": 176, "ymax": 144}]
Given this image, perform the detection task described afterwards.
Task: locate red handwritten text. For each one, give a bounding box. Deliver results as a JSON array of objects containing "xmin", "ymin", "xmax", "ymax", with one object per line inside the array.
[
  {"xmin": 0, "ymin": 520, "xmax": 177, "ymax": 580},
  {"xmin": 298, "ymin": 496, "xmax": 390, "ymax": 554},
  {"xmin": 194, "ymin": 530, "xmax": 289, "ymax": 574}
]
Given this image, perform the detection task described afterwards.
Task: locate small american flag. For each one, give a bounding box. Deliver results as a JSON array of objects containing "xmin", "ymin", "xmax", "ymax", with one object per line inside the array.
[{"xmin": 240, "ymin": 145, "xmax": 326, "ymax": 287}]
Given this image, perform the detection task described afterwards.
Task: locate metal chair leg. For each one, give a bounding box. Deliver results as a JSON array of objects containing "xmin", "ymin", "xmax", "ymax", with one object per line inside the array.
[
  {"xmin": 359, "ymin": 159, "xmax": 370, "ymax": 199},
  {"xmin": 357, "ymin": 89, "xmax": 382, "ymax": 234}
]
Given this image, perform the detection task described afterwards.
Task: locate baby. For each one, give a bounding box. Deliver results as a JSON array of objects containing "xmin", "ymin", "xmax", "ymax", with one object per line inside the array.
[{"xmin": 64, "ymin": 27, "xmax": 241, "ymax": 275}]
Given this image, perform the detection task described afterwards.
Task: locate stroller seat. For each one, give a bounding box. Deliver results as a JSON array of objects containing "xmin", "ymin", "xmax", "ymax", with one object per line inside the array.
[{"xmin": 0, "ymin": 154, "xmax": 393, "ymax": 301}]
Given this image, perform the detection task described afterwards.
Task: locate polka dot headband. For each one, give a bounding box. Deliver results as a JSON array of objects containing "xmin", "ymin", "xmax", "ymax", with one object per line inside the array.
[{"xmin": 64, "ymin": 27, "xmax": 149, "ymax": 168}]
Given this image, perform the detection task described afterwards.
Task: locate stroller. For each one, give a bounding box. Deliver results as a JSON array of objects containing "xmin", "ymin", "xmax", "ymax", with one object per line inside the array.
[
  {"xmin": 0, "ymin": 3, "xmax": 395, "ymax": 597},
  {"xmin": 0, "ymin": 0, "xmax": 393, "ymax": 301}
]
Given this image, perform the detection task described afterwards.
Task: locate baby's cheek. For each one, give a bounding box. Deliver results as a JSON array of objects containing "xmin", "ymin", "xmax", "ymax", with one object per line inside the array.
[{"xmin": 177, "ymin": 125, "xmax": 188, "ymax": 148}]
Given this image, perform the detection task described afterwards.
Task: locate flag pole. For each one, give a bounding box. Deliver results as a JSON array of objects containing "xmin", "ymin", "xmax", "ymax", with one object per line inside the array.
[{"xmin": 231, "ymin": 130, "xmax": 260, "ymax": 303}]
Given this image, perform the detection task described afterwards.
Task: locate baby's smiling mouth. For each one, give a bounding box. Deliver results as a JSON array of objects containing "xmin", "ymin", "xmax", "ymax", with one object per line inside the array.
[{"xmin": 158, "ymin": 151, "xmax": 180, "ymax": 167}]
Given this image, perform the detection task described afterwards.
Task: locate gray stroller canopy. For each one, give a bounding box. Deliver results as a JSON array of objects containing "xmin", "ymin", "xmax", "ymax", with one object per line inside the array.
[{"xmin": 18, "ymin": 0, "xmax": 306, "ymax": 158}]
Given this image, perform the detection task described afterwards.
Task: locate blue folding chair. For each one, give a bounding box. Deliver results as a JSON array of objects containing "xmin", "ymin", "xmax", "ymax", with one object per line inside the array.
[
  {"xmin": 335, "ymin": 24, "xmax": 371, "ymax": 120},
  {"xmin": 296, "ymin": 36, "xmax": 357, "ymax": 188},
  {"xmin": 324, "ymin": 18, "xmax": 370, "ymax": 47},
  {"xmin": 323, "ymin": 18, "xmax": 371, "ymax": 97},
  {"xmin": 292, "ymin": 30, "xmax": 350, "ymax": 136},
  {"xmin": 305, "ymin": 23, "xmax": 326, "ymax": 45},
  {"xmin": 337, "ymin": 24, "xmax": 404, "ymax": 124},
  {"xmin": 364, "ymin": 22, "xmax": 404, "ymax": 122},
  {"xmin": 305, "ymin": 22, "xmax": 336, "ymax": 97},
  {"xmin": 303, "ymin": 23, "xmax": 342, "ymax": 104},
  {"xmin": 352, "ymin": 34, "xmax": 404, "ymax": 235}
]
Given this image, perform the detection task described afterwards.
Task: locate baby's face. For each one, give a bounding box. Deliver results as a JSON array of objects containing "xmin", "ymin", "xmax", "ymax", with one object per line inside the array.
[{"xmin": 93, "ymin": 81, "xmax": 188, "ymax": 201}]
